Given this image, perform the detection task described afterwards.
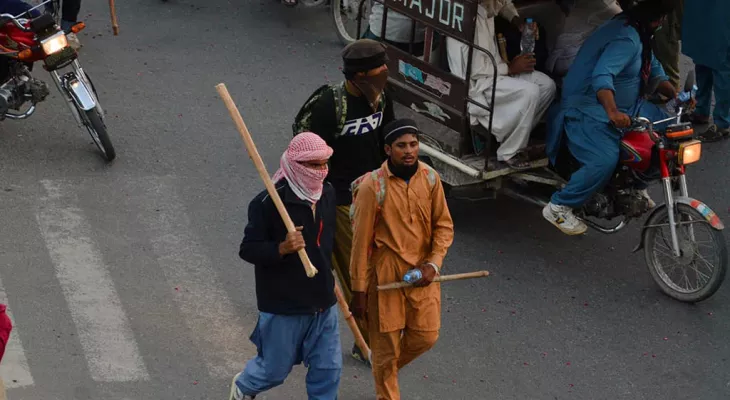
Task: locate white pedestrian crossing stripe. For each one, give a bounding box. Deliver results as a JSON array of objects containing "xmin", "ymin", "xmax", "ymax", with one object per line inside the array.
[
  {"xmin": 36, "ymin": 180, "xmax": 150, "ymax": 383},
  {"xmin": 0, "ymin": 176, "xmax": 260, "ymax": 393},
  {"xmin": 0, "ymin": 277, "xmax": 34, "ymax": 389},
  {"xmin": 131, "ymin": 177, "xmax": 256, "ymax": 377}
]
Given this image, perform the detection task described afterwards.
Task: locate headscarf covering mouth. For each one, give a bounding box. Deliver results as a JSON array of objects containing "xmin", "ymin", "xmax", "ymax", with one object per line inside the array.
[{"xmin": 272, "ymin": 132, "xmax": 334, "ymax": 204}]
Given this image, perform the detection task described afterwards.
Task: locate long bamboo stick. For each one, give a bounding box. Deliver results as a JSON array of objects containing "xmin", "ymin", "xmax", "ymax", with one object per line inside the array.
[
  {"xmin": 216, "ymin": 83, "xmax": 318, "ymax": 278},
  {"xmin": 108, "ymin": 0, "xmax": 119, "ymax": 35},
  {"xmin": 377, "ymin": 270, "xmax": 490, "ymax": 291},
  {"xmin": 334, "ymin": 284, "xmax": 370, "ymax": 361}
]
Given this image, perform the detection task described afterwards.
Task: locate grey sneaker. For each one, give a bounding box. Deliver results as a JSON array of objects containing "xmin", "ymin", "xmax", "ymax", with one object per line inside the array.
[
  {"xmin": 542, "ymin": 202, "xmax": 587, "ymax": 235},
  {"xmin": 229, "ymin": 373, "xmax": 255, "ymax": 400}
]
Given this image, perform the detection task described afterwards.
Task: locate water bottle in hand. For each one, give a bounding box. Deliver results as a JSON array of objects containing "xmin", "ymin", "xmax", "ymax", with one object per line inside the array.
[
  {"xmin": 403, "ymin": 268, "xmax": 422, "ymax": 284},
  {"xmin": 666, "ymin": 84, "xmax": 698, "ymax": 115},
  {"xmin": 520, "ymin": 18, "xmax": 536, "ymax": 55}
]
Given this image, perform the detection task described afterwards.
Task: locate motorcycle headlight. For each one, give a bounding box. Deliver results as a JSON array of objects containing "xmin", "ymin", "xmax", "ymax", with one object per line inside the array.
[
  {"xmin": 41, "ymin": 31, "xmax": 68, "ymax": 55},
  {"xmin": 678, "ymin": 140, "xmax": 702, "ymax": 165}
]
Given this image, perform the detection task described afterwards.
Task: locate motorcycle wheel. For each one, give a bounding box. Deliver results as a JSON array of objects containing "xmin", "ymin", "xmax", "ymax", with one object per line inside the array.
[
  {"xmin": 84, "ymin": 107, "xmax": 116, "ymax": 162},
  {"xmin": 331, "ymin": 0, "xmax": 368, "ymax": 46},
  {"xmin": 643, "ymin": 203, "xmax": 727, "ymax": 303}
]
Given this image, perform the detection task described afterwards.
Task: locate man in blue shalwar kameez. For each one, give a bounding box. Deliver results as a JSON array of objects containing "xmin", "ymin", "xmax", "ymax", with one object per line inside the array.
[
  {"xmin": 543, "ymin": 0, "xmax": 676, "ymax": 235},
  {"xmin": 682, "ymin": 0, "xmax": 730, "ymax": 142}
]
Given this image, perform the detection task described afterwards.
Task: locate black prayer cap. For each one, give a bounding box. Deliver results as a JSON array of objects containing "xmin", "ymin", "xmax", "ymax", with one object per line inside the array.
[
  {"xmin": 341, "ymin": 39, "xmax": 388, "ymax": 77},
  {"xmin": 383, "ymin": 118, "xmax": 419, "ymax": 146}
]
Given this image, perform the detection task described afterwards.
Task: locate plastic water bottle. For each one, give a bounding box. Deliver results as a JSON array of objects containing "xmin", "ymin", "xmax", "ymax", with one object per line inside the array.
[
  {"xmin": 520, "ymin": 18, "xmax": 536, "ymax": 55},
  {"xmin": 666, "ymin": 84, "xmax": 698, "ymax": 115},
  {"xmin": 403, "ymin": 269, "xmax": 422, "ymax": 284}
]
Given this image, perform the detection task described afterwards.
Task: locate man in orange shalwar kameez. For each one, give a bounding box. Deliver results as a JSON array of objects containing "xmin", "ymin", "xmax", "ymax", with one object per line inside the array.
[{"xmin": 349, "ymin": 118, "xmax": 454, "ymax": 400}]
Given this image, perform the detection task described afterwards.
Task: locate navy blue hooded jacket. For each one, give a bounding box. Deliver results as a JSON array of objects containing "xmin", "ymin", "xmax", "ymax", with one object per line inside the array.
[{"xmin": 239, "ymin": 181, "xmax": 337, "ymax": 315}]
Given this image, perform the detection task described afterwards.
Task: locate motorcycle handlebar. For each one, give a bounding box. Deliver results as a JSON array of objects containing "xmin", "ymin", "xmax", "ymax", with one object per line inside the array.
[
  {"xmin": 0, "ymin": 13, "xmax": 32, "ymax": 32},
  {"xmin": 631, "ymin": 117, "xmax": 662, "ymax": 143}
]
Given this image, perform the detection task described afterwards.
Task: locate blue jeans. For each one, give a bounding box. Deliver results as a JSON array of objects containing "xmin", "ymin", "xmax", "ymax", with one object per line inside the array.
[
  {"xmin": 236, "ymin": 305, "xmax": 342, "ymax": 399},
  {"xmin": 696, "ymin": 63, "xmax": 730, "ymax": 129}
]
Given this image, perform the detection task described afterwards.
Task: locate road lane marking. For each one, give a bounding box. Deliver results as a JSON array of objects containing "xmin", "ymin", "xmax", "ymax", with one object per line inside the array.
[
  {"xmin": 37, "ymin": 180, "xmax": 149, "ymax": 382},
  {"xmin": 0, "ymin": 277, "xmax": 34, "ymax": 389},
  {"xmin": 133, "ymin": 177, "xmax": 255, "ymax": 377}
]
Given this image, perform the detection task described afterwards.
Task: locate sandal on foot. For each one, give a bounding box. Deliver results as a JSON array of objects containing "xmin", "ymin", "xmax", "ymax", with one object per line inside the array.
[
  {"xmin": 698, "ymin": 125, "xmax": 729, "ymax": 142},
  {"xmin": 503, "ymin": 154, "xmax": 532, "ymax": 171}
]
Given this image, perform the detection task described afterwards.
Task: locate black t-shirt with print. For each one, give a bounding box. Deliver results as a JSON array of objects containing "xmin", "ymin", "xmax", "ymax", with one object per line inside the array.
[{"xmin": 307, "ymin": 86, "xmax": 395, "ymax": 206}]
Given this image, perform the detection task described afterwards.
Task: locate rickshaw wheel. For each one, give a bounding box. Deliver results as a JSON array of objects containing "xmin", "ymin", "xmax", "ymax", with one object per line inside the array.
[{"xmin": 331, "ymin": 0, "xmax": 368, "ymax": 45}]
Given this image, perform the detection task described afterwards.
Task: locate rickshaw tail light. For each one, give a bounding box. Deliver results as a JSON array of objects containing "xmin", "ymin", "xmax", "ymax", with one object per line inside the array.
[{"xmin": 678, "ymin": 140, "xmax": 702, "ymax": 165}]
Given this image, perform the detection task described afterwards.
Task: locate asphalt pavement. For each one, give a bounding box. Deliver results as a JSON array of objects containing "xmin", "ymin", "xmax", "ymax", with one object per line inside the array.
[{"xmin": 0, "ymin": 0, "xmax": 728, "ymax": 399}]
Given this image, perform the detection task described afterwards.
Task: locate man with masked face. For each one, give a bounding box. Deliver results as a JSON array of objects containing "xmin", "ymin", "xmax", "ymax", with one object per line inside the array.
[
  {"xmin": 349, "ymin": 119, "xmax": 454, "ymax": 400},
  {"xmin": 543, "ymin": 0, "xmax": 676, "ymax": 235},
  {"xmin": 230, "ymin": 132, "xmax": 341, "ymax": 400},
  {"xmin": 446, "ymin": 0, "xmax": 557, "ymax": 170},
  {"xmin": 293, "ymin": 38, "xmax": 395, "ymax": 366}
]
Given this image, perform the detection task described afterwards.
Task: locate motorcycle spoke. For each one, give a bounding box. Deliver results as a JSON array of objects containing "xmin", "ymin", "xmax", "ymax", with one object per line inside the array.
[{"xmin": 650, "ymin": 213, "xmax": 720, "ymax": 293}]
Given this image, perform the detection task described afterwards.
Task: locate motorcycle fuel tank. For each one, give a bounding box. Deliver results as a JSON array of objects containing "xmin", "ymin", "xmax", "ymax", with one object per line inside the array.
[{"xmin": 619, "ymin": 130, "xmax": 655, "ymax": 172}]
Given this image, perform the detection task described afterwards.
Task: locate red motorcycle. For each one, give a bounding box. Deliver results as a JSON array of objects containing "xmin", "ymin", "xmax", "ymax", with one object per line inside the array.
[
  {"xmin": 0, "ymin": 2, "xmax": 115, "ymax": 161},
  {"xmin": 516, "ymin": 72, "xmax": 727, "ymax": 303}
]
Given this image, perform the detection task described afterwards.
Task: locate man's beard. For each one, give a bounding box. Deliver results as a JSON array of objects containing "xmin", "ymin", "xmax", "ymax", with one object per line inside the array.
[{"xmin": 388, "ymin": 159, "xmax": 418, "ymax": 181}]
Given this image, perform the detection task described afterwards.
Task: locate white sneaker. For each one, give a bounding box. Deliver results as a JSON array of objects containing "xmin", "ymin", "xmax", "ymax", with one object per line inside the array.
[
  {"xmin": 542, "ymin": 202, "xmax": 588, "ymax": 235},
  {"xmin": 229, "ymin": 373, "xmax": 255, "ymax": 400},
  {"xmin": 638, "ymin": 189, "xmax": 657, "ymax": 209}
]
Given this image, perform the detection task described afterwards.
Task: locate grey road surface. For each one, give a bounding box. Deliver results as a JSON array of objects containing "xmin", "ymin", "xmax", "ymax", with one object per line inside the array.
[{"xmin": 0, "ymin": 0, "xmax": 728, "ymax": 399}]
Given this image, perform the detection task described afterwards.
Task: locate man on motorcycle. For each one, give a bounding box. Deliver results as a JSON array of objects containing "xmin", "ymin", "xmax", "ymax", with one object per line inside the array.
[
  {"xmin": 544, "ymin": 0, "xmax": 676, "ymax": 235},
  {"xmin": 292, "ymin": 38, "xmax": 395, "ymax": 366}
]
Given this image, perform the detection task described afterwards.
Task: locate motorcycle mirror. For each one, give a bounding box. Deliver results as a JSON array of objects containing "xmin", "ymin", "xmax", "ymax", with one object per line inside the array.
[
  {"xmin": 646, "ymin": 76, "xmax": 662, "ymax": 96},
  {"xmin": 684, "ymin": 70, "xmax": 696, "ymax": 93}
]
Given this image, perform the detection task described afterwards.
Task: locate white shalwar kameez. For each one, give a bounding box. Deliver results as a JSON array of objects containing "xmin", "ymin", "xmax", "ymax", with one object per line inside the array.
[
  {"xmin": 446, "ymin": 1, "xmax": 556, "ymax": 162},
  {"xmin": 545, "ymin": 0, "xmax": 622, "ymax": 78}
]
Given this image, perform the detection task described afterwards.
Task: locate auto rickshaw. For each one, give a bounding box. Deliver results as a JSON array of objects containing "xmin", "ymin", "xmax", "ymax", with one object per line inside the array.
[{"xmin": 338, "ymin": 0, "xmax": 727, "ymax": 303}]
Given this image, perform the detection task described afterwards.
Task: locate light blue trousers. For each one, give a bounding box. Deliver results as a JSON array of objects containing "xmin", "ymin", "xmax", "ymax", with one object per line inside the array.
[
  {"xmin": 552, "ymin": 101, "xmax": 670, "ymax": 208},
  {"xmin": 235, "ymin": 305, "xmax": 342, "ymax": 399},
  {"xmin": 696, "ymin": 63, "xmax": 730, "ymax": 129}
]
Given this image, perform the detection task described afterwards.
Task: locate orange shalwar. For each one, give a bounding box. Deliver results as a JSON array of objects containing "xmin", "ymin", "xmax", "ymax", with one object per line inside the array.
[{"xmin": 350, "ymin": 161, "xmax": 454, "ymax": 400}]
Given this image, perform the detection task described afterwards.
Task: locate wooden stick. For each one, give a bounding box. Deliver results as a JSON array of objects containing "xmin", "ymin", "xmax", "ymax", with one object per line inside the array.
[
  {"xmin": 108, "ymin": 0, "xmax": 119, "ymax": 35},
  {"xmin": 334, "ymin": 283, "xmax": 370, "ymax": 362},
  {"xmin": 377, "ymin": 270, "xmax": 490, "ymax": 291},
  {"xmin": 215, "ymin": 83, "xmax": 318, "ymax": 278}
]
